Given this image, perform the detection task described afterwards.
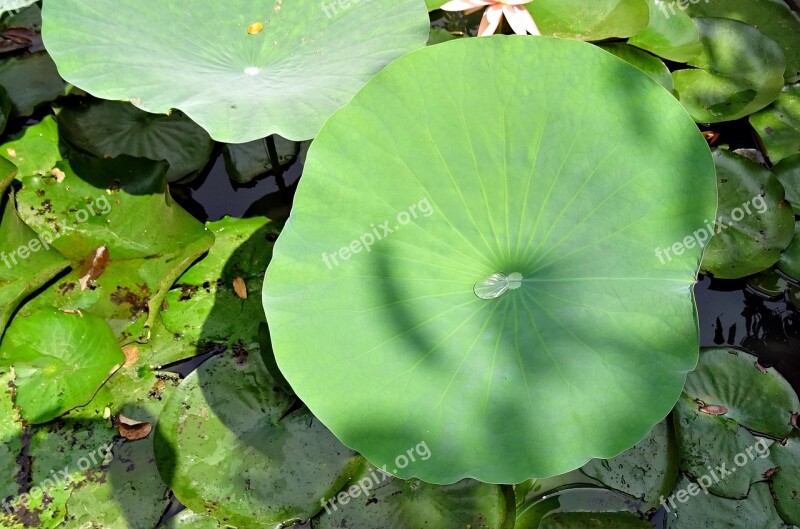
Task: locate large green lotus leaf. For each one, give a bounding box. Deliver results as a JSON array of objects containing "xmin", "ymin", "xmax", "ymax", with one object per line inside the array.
[
  {"xmin": 0, "ymin": 184, "xmax": 69, "ymax": 336},
  {"xmin": 598, "ymin": 43, "xmax": 673, "ymax": 93},
  {"xmin": 56, "ymin": 98, "xmax": 214, "ymax": 183},
  {"xmin": 779, "ymin": 222, "xmax": 800, "ymax": 281},
  {"xmin": 672, "ymin": 18, "xmax": 785, "ymax": 123},
  {"xmin": 155, "ymin": 350, "xmax": 362, "ymax": 528},
  {"xmin": 627, "ymin": 0, "xmax": 702, "ymax": 63},
  {"xmin": 41, "ymin": 0, "xmax": 430, "ymax": 143},
  {"xmin": 15, "ymin": 155, "xmax": 214, "ymax": 330},
  {"xmin": 582, "ymin": 419, "xmax": 678, "ymax": 509},
  {"xmin": 775, "ymin": 154, "xmax": 800, "ymax": 214},
  {"xmin": 700, "ymin": 149, "xmax": 795, "ymax": 279},
  {"xmin": 263, "ymin": 36, "xmax": 717, "ymax": 483},
  {"xmin": 0, "ymin": 116, "xmax": 62, "ymax": 179},
  {"xmin": 314, "ymin": 469, "xmax": 515, "ymax": 529},
  {"xmin": 516, "ymin": 487, "xmax": 647, "ymax": 529},
  {"xmin": 0, "ymin": 51, "xmax": 66, "ymax": 118},
  {"xmin": 663, "ymin": 479, "xmax": 789, "ymax": 529},
  {"xmin": 672, "ymin": 395, "xmax": 773, "ymax": 499},
  {"xmin": 162, "ymin": 216, "xmax": 279, "ymax": 348},
  {"xmin": 526, "ymin": 0, "xmax": 647, "ymax": 40},
  {"xmin": 683, "ymin": 0, "xmax": 800, "ymax": 83},
  {"xmin": 772, "ymin": 432, "xmax": 800, "ymax": 526},
  {"xmin": 751, "ymin": 83, "xmax": 800, "ymax": 164},
  {"xmin": 222, "ymin": 136, "xmax": 300, "ymax": 185},
  {"xmin": 0, "ymin": 307, "xmax": 123, "ymax": 423},
  {"xmin": 683, "ymin": 347, "xmax": 799, "ymax": 437}
]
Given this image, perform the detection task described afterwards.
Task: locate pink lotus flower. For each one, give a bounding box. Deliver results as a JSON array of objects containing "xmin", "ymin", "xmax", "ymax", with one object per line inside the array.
[{"xmin": 440, "ymin": 0, "xmax": 540, "ymax": 37}]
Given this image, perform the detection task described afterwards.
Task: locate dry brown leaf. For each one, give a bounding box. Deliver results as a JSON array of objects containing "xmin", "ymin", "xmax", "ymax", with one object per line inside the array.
[
  {"xmin": 115, "ymin": 414, "xmax": 152, "ymax": 441},
  {"xmin": 78, "ymin": 246, "xmax": 109, "ymax": 291},
  {"xmin": 233, "ymin": 277, "xmax": 248, "ymax": 299}
]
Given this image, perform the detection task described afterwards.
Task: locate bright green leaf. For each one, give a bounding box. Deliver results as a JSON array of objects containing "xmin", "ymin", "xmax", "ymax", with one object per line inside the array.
[
  {"xmin": 264, "ymin": 36, "xmax": 717, "ymax": 483},
  {"xmin": 41, "ymin": 0, "xmax": 430, "ymax": 142}
]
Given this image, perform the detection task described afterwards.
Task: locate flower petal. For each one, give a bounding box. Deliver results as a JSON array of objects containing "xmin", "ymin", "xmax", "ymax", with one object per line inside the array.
[
  {"xmin": 478, "ymin": 5, "xmax": 504, "ymax": 36},
  {"xmin": 498, "ymin": 0, "xmax": 534, "ymax": 5},
  {"xmin": 503, "ymin": 4, "xmax": 540, "ymax": 35},
  {"xmin": 440, "ymin": 0, "xmax": 492, "ymax": 11}
]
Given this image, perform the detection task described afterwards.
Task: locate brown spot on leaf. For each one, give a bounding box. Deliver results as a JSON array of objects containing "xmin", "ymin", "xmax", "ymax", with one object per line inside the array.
[
  {"xmin": 50, "ymin": 168, "xmax": 66, "ymax": 182},
  {"xmin": 122, "ymin": 345, "xmax": 139, "ymax": 368}
]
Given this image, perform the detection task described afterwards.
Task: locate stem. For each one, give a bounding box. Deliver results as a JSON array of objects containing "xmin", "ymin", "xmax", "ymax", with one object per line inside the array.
[{"xmin": 263, "ymin": 135, "xmax": 288, "ymax": 198}]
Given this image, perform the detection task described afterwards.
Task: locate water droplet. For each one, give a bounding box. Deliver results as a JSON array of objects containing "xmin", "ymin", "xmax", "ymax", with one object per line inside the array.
[
  {"xmin": 244, "ymin": 66, "xmax": 260, "ymax": 76},
  {"xmin": 474, "ymin": 272, "xmax": 523, "ymax": 300}
]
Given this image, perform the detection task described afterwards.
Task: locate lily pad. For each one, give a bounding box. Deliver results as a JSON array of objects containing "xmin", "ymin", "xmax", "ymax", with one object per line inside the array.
[
  {"xmin": 539, "ymin": 512, "xmax": 652, "ymax": 529},
  {"xmin": 779, "ymin": 222, "xmax": 800, "ymax": 282},
  {"xmin": 56, "ymin": 98, "xmax": 214, "ymax": 183},
  {"xmin": 516, "ymin": 487, "xmax": 646, "ymax": 529},
  {"xmin": 663, "ymin": 479, "xmax": 787, "ymax": 528},
  {"xmin": 627, "ymin": 0, "xmax": 702, "ymax": 63},
  {"xmin": 162, "ymin": 216, "xmax": 279, "ymax": 348},
  {"xmin": 41, "ymin": 0, "xmax": 430, "ymax": 142},
  {"xmin": 264, "ymin": 36, "xmax": 717, "ymax": 483},
  {"xmin": 0, "ymin": 307, "xmax": 123, "ymax": 423},
  {"xmin": 774, "ymin": 154, "xmax": 800, "ymax": 214},
  {"xmin": 772, "ymin": 432, "xmax": 800, "ymax": 526},
  {"xmin": 582, "ymin": 419, "xmax": 678, "ymax": 508},
  {"xmin": 155, "ymin": 350, "xmax": 362, "ymax": 528},
  {"xmin": 526, "ymin": 0, "xmax": 648, "ymax": 41},
  {"xmin": 683, "ymin": 347, "xmax": 799, "ymax": 437},
  {"xmin": 314, "ymin": 470, "xmax": 515, "ymax": 529},
  {"xmin": 700, "ymin": 149, "xmax": 795, "ymax": 279},
  {"xmin": 0, "ymin": 370, "xmax": 22, "ymax": 501},
  {"xmin": 751, "ymin": 83, "xmax": 800, "ymax": 164},
  {"xmin": 0, "ymin": 182, "xmax": 69, "ymax": 336},
  {"xmin": 672, "ymin": 394, "xmax": 773, "ymax": 499},
  {"xmin": 15, "ymin": 155, "xmax": 214, "ymax": 331},
  {"xmin": 161, "ymin": 511, "xmax": 226, "ymax": 529},
  {"xmin": 683, "ymin": 0, "xmax": 800, "ymax": 82},
  {"xmin": 672, "ymin": 18, "xmax": 785, "ymax": 123},
  {"xmin": 598, "ymin": 43, "xmax": 673, "ymax": 93},
  {"xmin": 0, "ymin": 51, "xmax": 66, "ymax": 118},
  {"xmin": 0, "ymin": 116, "xmax": 62, "ymax": 179}
]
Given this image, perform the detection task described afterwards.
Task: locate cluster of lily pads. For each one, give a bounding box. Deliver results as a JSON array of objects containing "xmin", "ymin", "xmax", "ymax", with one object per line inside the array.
[{"xmin": 0, "ymin": 0, "xmax": 798, "ymax": 528}]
